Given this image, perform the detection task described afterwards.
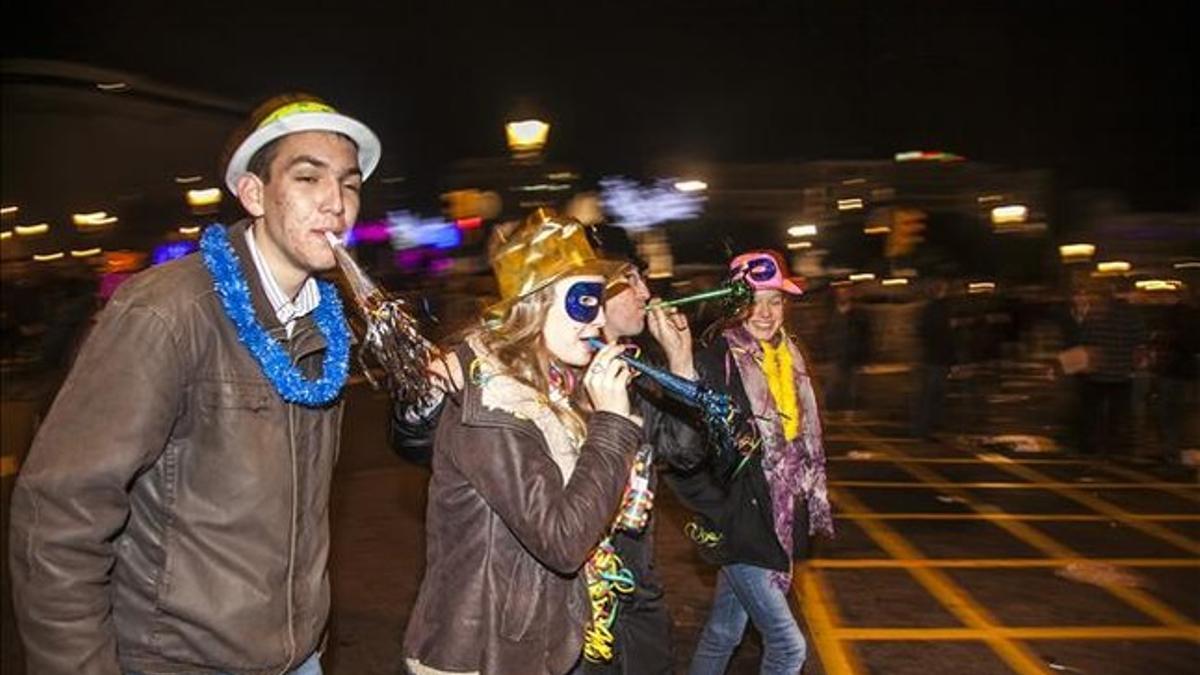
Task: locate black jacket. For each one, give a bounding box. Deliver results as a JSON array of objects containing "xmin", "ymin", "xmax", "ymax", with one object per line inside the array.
[{"xmin": 663, "ymin": 335, "xmax": 811, "ymax": 573}]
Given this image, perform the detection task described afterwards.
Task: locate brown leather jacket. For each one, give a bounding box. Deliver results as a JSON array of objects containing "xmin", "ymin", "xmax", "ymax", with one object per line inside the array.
[
  {"xmin": 9, "ymin": 221, "xmax": 345, "ymax": 675},
  {"xmin": 404, "ymin": 343, "xmax": 641, "ymax": 675}
]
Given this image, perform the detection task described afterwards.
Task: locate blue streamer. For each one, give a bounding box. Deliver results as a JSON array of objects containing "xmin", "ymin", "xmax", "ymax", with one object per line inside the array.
[{"xmin": 200, "ymin": 224, "xmax": 350, "ymax": 407}]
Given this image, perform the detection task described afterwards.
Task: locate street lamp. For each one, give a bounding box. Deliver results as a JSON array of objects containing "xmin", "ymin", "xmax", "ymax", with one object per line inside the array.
[{"xmin": 505, "ymin": 119, "xmax": 550, "ymax": 155}]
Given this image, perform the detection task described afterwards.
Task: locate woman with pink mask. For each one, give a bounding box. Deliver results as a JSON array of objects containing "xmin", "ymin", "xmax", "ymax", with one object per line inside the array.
[{"xmin": 669, "ymin": 249, "xmax": 833, "ymax": 675}]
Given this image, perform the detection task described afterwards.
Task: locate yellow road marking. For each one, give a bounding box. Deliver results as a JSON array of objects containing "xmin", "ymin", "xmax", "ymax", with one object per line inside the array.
[
  {"xmin": 835, "ymin": 512, "xmax": 1200, "ymax": 522},
  {"xmin": 834, "ymin": 626, "xmax": 1200, "ymax": 641},
  {"xmin": 852, "ymin": 429, "xmax": 1199, "ymax": 630},
  {"xmin": 973, "ymin": 453, "xmax": 1200, "ymax": 557},
  {"xmin": 811, "ymin": 558, "xmax": 1200, "ymax": 569},
  {"xmin": 832, "ymin": 487, "xmax": 1051, "ymax": 675},
  {"xmin": 796, "ymin": 566, "xmax": 861, "ymax": 675},
  {"xmin": 1, "ymin": 454, "xmax": 18, "ymax": 478},
  {"xmin": 832, "ymin": 480, "xmax": 1196, "ymax": 490},
  {"xmin": 1094, "ymin": 463, "xmax": 1200, "ymax": 503},
  {"xmin": 830, "ymin": 456, "xmax": 1092, "ymax": 465}
]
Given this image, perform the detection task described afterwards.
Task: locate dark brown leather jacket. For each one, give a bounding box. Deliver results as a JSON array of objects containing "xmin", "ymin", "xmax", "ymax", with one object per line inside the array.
[
  {"xmin": 404, "ymin": 343, "xmax": 641, "ymax": 675},
  {"xmin": 9, "ymin": 221, "xmax": 345, "ymax": 675}
]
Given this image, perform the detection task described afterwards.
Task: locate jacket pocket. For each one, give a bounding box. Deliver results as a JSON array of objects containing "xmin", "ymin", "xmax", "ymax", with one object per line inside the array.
[
  {"xmin": 197, "ymin": 378, "xmax": 274, "ymax": 413},
  {"xmin": 499, "ymin": 553, "xmax": 544, "ymax": 641}
]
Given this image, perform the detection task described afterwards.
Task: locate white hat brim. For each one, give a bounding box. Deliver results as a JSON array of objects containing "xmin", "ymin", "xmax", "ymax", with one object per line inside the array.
[{"xmin": 224, "ymin": 111, "xmax": 381, "ymax": 194}]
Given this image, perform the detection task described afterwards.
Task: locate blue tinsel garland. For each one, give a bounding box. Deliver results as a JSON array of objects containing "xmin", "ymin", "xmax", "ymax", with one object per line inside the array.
[{"xmin": 200, "ymin": 224, "xmax": 350, "ymax": 406}]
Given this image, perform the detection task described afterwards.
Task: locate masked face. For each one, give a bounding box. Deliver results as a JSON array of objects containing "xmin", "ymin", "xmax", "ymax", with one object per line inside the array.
[
  {"xmin": 543, "ymin": 275, "xmax": 606, "ymax": 366},
  {"xmin": 743, "ymin": 289, "xmax": 785, "ymax": 342},
  {"xmin": 603, "ymin": 265, "xmax": 651, "ymax": 339}
]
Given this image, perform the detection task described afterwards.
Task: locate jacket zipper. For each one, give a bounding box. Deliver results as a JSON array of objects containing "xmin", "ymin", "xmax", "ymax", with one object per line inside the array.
[{"xmin": 279, "ymin": 367, "xmax": 300, "ymax": 673}]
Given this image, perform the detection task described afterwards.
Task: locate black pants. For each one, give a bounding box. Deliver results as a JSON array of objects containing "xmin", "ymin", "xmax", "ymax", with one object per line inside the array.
[{"xmin": 1081, "ymin": 379, "xmax": 1133, "ymax": 455}]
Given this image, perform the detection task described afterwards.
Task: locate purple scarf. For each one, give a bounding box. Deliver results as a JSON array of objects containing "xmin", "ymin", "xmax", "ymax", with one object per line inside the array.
[{"xmin": 723, "ymin": 326, "xmax": 834, "ymax": 589}]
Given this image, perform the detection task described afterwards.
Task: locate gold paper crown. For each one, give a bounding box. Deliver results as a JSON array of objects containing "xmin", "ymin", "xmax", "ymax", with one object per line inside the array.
[{"xmin": 488, "ymin": 208, "xmax": 610, "ymax": 314}]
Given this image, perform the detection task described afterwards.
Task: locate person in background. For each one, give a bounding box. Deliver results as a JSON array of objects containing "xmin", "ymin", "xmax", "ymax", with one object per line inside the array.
[
  {"xmin": 1148, "ymin": 288, "xmax": 1198, "ymax": 464},
  {"xmin": 1059, "ymin": 285, "xmax": 1098, "ymax": 454},
  {"xmin": 824, "ymin": 283, "xmax": 870, "ymax": 417},
  {"xmin": 911, "ymin": 277, "xmax": 954, "ymax": 439},
  {"xmin": 1079, "ymin": 281, "xmax": 1146, "ymax": 456}
]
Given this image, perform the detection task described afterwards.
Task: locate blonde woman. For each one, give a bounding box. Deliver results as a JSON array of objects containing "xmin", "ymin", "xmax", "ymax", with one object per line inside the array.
[{"xmin": 404, "ymin": 210, "xmax": 643, "ymax": 675}]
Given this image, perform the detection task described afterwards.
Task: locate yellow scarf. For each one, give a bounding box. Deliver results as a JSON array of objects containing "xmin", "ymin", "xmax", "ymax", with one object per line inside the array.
[{"xmin": 760, "ymin": 337, "xmax": 799, "ymax": 441}]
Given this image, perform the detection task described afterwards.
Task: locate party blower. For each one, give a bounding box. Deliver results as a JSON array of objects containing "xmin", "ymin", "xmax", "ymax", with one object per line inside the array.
[
  {"xmin": 585, "ymin": 337, "xmax": 738, "ymax": 456},
  {"xmin": 325, "ymin": 232, "xmax": 435, "ymax": 403},
  {"xmin": 644, "ymin": 277, "xmax": 754, "ymax": 312}
]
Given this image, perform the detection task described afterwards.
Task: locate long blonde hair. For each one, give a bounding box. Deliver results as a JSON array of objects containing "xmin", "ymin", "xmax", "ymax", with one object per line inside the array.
[{"xmin": 476, "ymin": 283, "xmax": 588, "ymax": 443}]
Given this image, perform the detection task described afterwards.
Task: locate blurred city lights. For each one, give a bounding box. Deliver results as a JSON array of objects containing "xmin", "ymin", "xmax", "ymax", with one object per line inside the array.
[
  {"xmin": 977, "ymin": 194, "xmax": 1003, "ymax": 204},
  {"xmin": 70, "ymin": 247, "xmax": 102, "ymax": 258},
  {"xmin": 0, "ymin": 230, "xmax": 11, "ymax": 240},
  {"xmin": 505, "ymin": 119, "xmax": 550, "ymax": 153},
  {"xmin": 15, "ymin": 223, "xmax": 50, "ymax": 236},
  {"xmin": 174, "ymin": 175, "xmax": 203, "ymax": 184},
  {"xmin": 863, "ymin": 225, "xmax": 891, "ymax": 235},
  {"xmin": 599, "ymin": 177, "xmax": 704, "ymax": 232},
  {"xmin": 345, "ymin": 221, "xmax": 392, "ymax": 246},
  {"xmin": 1059, "ymin": 243, "xmax": 1096, "ymax": 261},
  {"xmin": 674, "ymin": 180, "xmax": 708, "ymax": 193},
  {"xmin": 849, "ymin": 272, "xmax": 876, "ymax": 282},
  {"xmin": 1135, "ymin": 279, "xmax": 1184, "ymax": 291},
  {"xmin": 96, "ymin": 81, "xmax": 129, "ymax": 91},
  {"xmin": 186, "ymin": 188, "xmax": 222, "ymax": 207},
  {"xmin": 33, "ymin": 252, "xmax": 65, "ymax": 261},
  {"xmin": 1, "ymin": 205, "xmax": 17, "ymax": 216},
  {"xmin": 990, "ymin": 204, "xmax": 1028, "ymax": 224},
  {"xmin": 1096, "ymin": 261, "xmax": 1132, "ymax": 273},
  {"xmin": 894, "ymin": 150, "xmax": 965, "ymax": 162},
  {"xmin": 968, "ymin": 281, "xmax": 996, "ymax": 294},
  {"xmin": 386, "ymin": 211, "xmax": 462, "ymax": 250},
  {"xmin": 837, "ymin": 198, "xmax": 864, "ymax": 211},
  {"xmin": 1174, "ymin": 261, "xmax": 1200, "ymax": 269},
  {"xmin": 73, "ymin": 211, "xmax": 118, "ymax": 226},
  {"xmin": 151, "ymin": 240, "xmax": 199, "ymax": 266},
  {"xmin": 179, "ymin": 225, "xmax": 201, "ymax": 236},
  {"xmin": 786, "ymin": 241, "xmax": 812, "ymax": 250},
  {"xmin": 787, "ymin": 224, "xmax": 817, "ymax": 237},
  {"xmin": 882, "ymin": 278, "xmax": 909, "ymax": 286}
]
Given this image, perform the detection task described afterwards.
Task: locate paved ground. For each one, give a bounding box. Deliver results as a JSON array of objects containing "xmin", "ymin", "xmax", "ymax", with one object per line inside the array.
[
  {"xmin": 3, "ymin": 365, "xmax": 1197, "ymax": 674},
  {"xmin": 798, "ymin": 419, "xmax": 1199, "ymax": 675}
]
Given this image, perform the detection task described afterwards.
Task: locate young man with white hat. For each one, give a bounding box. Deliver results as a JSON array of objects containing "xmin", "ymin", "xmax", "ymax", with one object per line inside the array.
[{"xmin": 9, "ymin": 94, "xmax": 379, "ymax": 675}]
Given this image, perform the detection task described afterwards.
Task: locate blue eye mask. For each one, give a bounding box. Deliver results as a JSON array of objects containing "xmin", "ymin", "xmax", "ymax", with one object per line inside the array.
[
  {"xmin": 565, "ymin": 281, "xmax": 604, "ymax": 323},
  {"xmin": 745, "ymin": 257, "xmax": 778, "ymax": 282}
]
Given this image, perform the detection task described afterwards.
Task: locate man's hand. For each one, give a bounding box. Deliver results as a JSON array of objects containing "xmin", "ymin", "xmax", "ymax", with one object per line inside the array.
[{"xmin": 646, "ymin": 300, "xmax": 696, "ymax": 379}]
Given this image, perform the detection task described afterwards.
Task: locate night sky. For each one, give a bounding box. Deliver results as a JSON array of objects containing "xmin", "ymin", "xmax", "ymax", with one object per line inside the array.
[{"xmin": 3, "ymin": 0, "xmax": 1196, "ymax": 210}]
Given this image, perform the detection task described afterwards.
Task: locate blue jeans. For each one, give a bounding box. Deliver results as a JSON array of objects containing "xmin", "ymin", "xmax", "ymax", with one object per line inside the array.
[
  {"xmin": 127, "ymin": 651, "xmax": 321, "ymax": 675},
  {"xmin": 689, "ymin": 564, "xmax": 806, "ymax": 675}
]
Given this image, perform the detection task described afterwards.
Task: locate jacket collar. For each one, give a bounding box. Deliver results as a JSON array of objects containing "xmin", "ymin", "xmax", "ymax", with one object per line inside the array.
[
  {"xmin": 226, "ymin": 219, "xmax": 327, "ymax": 359},
  {"xmin": 454, "ymin": 342, "xmax": 541, "ymax": 436}
]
